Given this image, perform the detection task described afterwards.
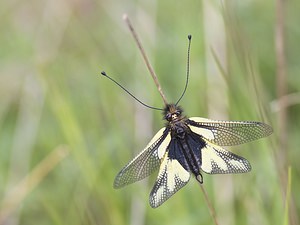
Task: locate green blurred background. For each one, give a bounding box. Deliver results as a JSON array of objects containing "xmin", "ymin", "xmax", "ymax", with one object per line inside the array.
[{"xmin": 0, "ymin": 0, "xmax": 299, "ymax": 224}]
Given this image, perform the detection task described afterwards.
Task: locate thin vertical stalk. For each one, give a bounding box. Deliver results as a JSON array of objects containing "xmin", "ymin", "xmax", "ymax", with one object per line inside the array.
[
  {"xmin": 283, "ymin": 167, "xmax": 292, "ymax": 225},
  {"xmin": 275, "ymin": 1, "xmax": 298, "ymax": 225},
  {"xmin": 199, "ymin": 184, "xmax": 219, "ymax": 225},
  {"xmin": 123, "ymin": 14, "xmax": 168, "ymax": 106},
  {"xmin": 275, "ymin": 0, "xmax": 287, "ymax": 173}
]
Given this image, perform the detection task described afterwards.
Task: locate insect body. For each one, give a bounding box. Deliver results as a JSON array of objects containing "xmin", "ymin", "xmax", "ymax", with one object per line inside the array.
[{"xmin": 113, "ymin": 103, "xmax": 272, "ymax": 208}]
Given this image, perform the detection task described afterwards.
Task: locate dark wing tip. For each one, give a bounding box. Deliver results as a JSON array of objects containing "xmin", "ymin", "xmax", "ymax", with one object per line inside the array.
[
  {"xmin": 113, "ymin": 172, "xmax": 127, "ymax": 189},
  {"xmin": 149, "ymin": 199, "xmax": 160, "ymax": 208},
  {"xmin": 243, "ymin": 158, "xmax": 252, "ymax": 173},
  {"xmin": 255, "ymin": 122, "xmax": 273, "ymax": 139},
  {"xmin": 263, "ymin": 123, "xmax": 273, "ymax": 136},
  {"xmin": 113, "ymin": 178, "xmax": 122, "ymax": 189}
]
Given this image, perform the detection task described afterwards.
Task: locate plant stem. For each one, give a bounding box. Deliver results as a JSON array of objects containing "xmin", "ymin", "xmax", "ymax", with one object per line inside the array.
[
  {"xmin": 199, "ymin": 183, "xmax": 219, "ymax": 225},
  {"xmin": 123, "ymin": 14, "xmax": 168, "ymax": 106}
]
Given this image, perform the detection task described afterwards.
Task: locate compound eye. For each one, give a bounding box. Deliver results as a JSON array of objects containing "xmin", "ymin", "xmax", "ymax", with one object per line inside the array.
[{"xmin": 166, "ymin": 113, "xmax": 172, "ymax": 121}]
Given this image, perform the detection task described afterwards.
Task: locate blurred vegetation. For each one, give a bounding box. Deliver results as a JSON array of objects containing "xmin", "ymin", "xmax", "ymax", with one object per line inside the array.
[{"xmin": 0, "ymin": 0, "xmax": 299, "ymax": 225}]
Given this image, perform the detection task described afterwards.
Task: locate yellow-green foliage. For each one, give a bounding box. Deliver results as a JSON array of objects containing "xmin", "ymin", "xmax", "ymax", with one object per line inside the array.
[{"xmin": 0, "ymin": 1, "xmax": 299, "ymax": 225}]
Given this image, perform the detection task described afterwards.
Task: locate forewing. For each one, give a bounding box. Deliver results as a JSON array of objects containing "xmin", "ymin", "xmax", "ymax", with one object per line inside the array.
[
  {"xmin": 149, "ymin": 152, "xmax": 191, "ymax": 208},
  {"xmin": 114, "ymin": 127, "xmax": 171, "ymax": 188},
  {"xmin": 201, "ymin": 141, "xmax": 251, "ymax": 174},
  {"xmin": 188, "ymin": 117, "xmax": 273, "ymax": 146}
]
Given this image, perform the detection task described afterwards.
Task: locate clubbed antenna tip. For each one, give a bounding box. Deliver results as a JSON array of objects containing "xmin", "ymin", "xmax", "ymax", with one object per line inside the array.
[
  {"xmin": 175, "ymin": 34, "xmax": 192, "ymax": 106},
  {"xmin": 101, "ymin": 71, "xmax": 107, "ymax": 76}
]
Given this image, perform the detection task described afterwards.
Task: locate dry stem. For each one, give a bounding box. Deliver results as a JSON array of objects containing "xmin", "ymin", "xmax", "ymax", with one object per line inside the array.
[
  {"xmin": 199, "ymin": 183, "xmax": 219, "ymax": 225},
  {"xmin": 123, "ymin": 14, "xmax": 168, "ymax": 106}
]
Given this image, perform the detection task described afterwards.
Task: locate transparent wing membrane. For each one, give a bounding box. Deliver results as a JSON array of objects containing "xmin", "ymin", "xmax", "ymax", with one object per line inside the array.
[{"xmin": 114, "ymin": 128, "xmax": 170, "ymax": 188}]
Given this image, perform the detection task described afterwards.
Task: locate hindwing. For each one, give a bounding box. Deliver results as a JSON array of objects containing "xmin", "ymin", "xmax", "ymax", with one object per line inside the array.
[
  {"xmin": 149, "ymin": 151, "xmax": 190, "ymax": 208},
  {"xmin": 200, "ymin": 140, "xmax": 251, "ymax": 174}
]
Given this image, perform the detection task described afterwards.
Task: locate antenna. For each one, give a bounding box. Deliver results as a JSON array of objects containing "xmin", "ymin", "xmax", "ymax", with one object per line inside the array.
[
  {"xmin": 175, "ymin": 34, "xmax": 192, "ymax": 106},
  {"xmin": 101, "ymin": 71, "xmax": 163, "ymax": 111}
]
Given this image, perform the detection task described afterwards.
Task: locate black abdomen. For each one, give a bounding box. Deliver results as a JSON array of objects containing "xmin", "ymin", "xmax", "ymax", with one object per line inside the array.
[{"xmin": 168, "ymin": 131, "xmax": 206, "ymax": 177}]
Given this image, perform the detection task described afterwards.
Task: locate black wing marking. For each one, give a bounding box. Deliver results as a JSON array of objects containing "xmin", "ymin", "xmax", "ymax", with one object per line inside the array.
[
  {"xmin": 149, "ymin": 154, "xmax": 190, "ymax": 208},
  {"xmin": 114, "ymin": 128, "xmax": 170, "ymax": 188},
  {"xmin": 201, "ymin": 140, "xmax": 251, "ymax": 174},
  {"xmin": 188, "ymin": 117, "xmax": 273, "ymax": 146}
]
